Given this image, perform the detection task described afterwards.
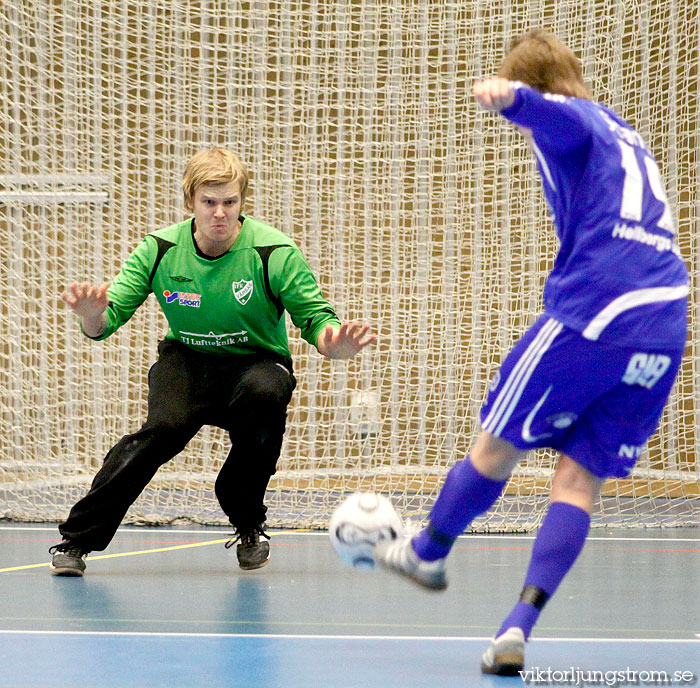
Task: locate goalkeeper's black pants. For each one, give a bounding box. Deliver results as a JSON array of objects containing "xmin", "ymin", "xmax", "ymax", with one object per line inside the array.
[{"xmin": 59, "ymin": 339, "xmax": 296, "ymax": 552}]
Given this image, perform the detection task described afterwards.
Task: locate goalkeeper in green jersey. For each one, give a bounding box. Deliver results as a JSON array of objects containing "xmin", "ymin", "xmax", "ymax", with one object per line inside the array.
[{"xmin": 49, "ymin": 148, "xmax": 375, "ymax": 576}]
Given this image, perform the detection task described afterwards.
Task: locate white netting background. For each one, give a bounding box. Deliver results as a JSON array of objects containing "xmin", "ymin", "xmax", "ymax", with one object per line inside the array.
[{"xmin": 1, "ymin": 1, "xmax": 698, "ymax": 530}]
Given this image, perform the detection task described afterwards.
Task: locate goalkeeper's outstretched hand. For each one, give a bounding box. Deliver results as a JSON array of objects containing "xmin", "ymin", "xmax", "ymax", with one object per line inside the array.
[
  {"xmin": 317, "ymin": 322, "xmax": 376, "ymax": 360},
  {"xmin": 61, "ymin": 282, "xmax": 109, "ymax": 337}
]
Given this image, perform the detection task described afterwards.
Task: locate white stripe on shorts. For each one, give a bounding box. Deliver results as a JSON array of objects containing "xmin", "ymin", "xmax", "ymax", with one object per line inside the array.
[
  {"xmin": 481, "ymin": 319, "xmax": 560, "ymax": 433},
  {"xmin": 482, "ymin": 318, "xmax": 563, "ymax": 438}
]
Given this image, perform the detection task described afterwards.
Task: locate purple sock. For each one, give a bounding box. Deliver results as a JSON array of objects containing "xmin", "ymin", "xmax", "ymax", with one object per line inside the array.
[
  {"xmin": 412, "ymin": 456, "xmax": 507, "ymax": 561},
  {"xmin": 497, "ymin": 501, "xmax": 590, "ymax": 639}
]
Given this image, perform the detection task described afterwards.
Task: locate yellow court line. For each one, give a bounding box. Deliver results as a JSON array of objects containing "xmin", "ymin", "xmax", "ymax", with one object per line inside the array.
[{"xmin": 0, "ymin": 538, "xmax": 230, "ymax": 573}]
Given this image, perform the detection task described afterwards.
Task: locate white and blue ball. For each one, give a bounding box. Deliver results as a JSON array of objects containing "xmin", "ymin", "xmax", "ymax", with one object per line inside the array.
[{"xmin": 329, "ymin": 492, "xmax": 403, "ymax": 569}]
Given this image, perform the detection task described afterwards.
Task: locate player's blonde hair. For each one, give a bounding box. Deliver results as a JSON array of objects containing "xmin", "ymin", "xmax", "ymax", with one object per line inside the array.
[
  {"xmin": 498, "ymin": 29, "xmax": 592, "ymax": 100},
  {"xmin": 182, "ymin": 148, "xmax": 249, "ymax": 209}
]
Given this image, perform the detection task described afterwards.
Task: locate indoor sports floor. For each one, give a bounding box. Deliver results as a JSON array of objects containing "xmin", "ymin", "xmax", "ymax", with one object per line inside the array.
[{"xmin": 0, "ymin": 523, "xmax": 698, "ymax": 687}]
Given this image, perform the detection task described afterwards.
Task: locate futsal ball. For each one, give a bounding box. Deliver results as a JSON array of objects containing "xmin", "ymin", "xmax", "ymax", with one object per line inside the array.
[{"xmin": 329, "ymin": 492, "xmax": 404, "ymax": 569}]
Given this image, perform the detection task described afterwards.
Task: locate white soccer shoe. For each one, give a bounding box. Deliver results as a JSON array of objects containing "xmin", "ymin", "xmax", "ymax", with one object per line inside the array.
[
  {"xmin": 480, "ymin": 627, "xmax": 526, "ymax": 676},
  {"xmin": 373, "ymin": 534, "xmax": 447, "ymax": 591}
]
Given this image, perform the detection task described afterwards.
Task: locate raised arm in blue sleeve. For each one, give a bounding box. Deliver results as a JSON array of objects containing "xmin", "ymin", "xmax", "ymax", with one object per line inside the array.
[{"xmin": 500, "ymin": 82, "xmax": 591, "ymax": 154}]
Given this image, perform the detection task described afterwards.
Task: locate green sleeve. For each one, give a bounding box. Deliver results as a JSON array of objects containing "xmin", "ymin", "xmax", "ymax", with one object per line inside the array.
[
  {"xmin": 270, "ymin": 247, "xmax": 342, "ymax": 347},
  {"xmin": 84, "ymin": 238, "xmax": 155, "ymax": 341}
]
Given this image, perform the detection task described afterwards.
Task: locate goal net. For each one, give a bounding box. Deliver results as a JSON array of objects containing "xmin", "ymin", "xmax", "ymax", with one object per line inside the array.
[{"xmin": 1, "ymin": 0, "xmax": 698, "ymax": 531}]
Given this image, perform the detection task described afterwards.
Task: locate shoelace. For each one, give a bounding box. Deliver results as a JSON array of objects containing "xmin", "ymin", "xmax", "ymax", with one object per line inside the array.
[
  {"xmin": 224, "ymin": 526, "xmax": 271, "ymax": 549},
  {"xmin": 48, "ymin": 543, "xmax": 85, "ymax": 557}
]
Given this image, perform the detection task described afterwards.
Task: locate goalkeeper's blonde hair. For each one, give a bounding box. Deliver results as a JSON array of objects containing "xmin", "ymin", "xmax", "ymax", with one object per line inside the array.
[
  {"xmin": 182, "ymin": 148, "xmax": 249, "ymax": 209},
  {"xmin": 498, "ymin": 29, "xmax": 592, "ymax": 100}
]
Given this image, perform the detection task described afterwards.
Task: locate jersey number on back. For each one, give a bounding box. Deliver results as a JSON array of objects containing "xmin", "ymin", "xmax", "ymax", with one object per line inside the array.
[{"xmin": 618, "ymin": 141, "xmax": 674, "ymax": 233}]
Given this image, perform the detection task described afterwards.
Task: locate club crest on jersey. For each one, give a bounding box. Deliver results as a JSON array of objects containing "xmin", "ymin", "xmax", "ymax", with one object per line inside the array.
[
  {"xmin": 163, "ymin": 290, "xmax": 201, "ymax": 307},
  {"xmin": 232, "ymin": 279, "xmax": 253, "ymax": 305}
]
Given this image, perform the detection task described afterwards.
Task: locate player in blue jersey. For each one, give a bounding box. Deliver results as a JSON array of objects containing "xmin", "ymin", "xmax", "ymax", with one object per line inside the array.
[{"xmin": 374, "ymin": 30, "xmax": 688, "ymax": 675}]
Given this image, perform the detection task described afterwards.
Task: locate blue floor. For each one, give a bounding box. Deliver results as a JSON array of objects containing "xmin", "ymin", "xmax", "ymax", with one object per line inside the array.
[
  {"xmin": 1, "ymin": 524, "xmax": 698, "ymax": 687},
  {"xmin": 1, "ymin": 632, "xmax": 698, "ymax": 688}
]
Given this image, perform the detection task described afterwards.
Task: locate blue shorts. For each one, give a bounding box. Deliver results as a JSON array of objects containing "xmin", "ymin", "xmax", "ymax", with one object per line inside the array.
[{"xmin": 480, "ymin": 315, "xmax": 684, "ymax": 478}]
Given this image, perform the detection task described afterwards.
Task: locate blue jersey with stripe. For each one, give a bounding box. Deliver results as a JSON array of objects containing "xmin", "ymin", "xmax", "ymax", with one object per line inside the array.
[{"xmin": 500, "ymin": 84, "xmax": 688, "ymax": 347}]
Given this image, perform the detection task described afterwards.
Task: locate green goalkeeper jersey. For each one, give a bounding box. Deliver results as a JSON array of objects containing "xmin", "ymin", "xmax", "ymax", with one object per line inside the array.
[{"xmin": 88, "ymin": 216, "xmax": 342, "ymax": 358}]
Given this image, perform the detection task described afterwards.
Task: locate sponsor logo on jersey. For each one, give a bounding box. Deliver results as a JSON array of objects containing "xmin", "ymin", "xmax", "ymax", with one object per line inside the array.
[
  {"xmin": 163, "ymin": 290, "xmax": 202, "ymax": 307},
  {"xmin": 612, "ymin": 222, "xmax": 677, "ymax": 254},
  {"xmin": 232, "ymin": 279, "xmax": 253, "ymax": 305},
  {"xmin": 169, "ymin": 275, "xmax": 193, "ymax": 282},
  {"xmin": 179, "ymin": 330, "xmax": 248, "ymax": 347}
]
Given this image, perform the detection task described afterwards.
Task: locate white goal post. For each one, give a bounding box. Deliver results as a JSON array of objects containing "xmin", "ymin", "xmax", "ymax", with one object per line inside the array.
[{"xmin": 1, "ymin": 1, "xmax": 698, "ymax": 531}]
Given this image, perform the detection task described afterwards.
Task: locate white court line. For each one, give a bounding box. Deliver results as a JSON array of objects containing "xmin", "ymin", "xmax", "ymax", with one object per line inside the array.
[
  {"xmin": 0, "ymin": 526, "xmax": 698, "ymax": 543},
  {"xmin": 0, "ymin": 629, "xmax": 697, "ymax": 642}
]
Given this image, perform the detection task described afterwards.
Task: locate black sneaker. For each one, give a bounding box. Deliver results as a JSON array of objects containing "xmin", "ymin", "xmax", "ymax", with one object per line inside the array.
[
  {"xmin": 225, "ymin": 525, "xmax": 271, "ymax": 570},
  {"xmin": 49, "ymin": 541, "xmax": 89, "ymax": 577}
]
